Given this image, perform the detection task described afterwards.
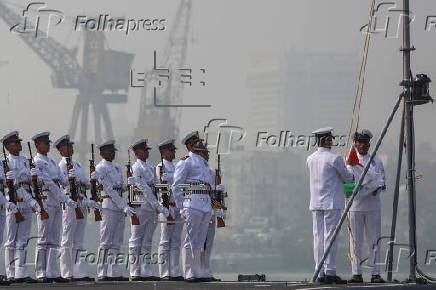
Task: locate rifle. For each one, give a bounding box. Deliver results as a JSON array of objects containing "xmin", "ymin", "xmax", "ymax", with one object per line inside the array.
[
  {"xmin": 214, "ymin": 154, "xmax": 226, "ymax": 228},
  {"xmin": 89, "ymin": 144, "xmax": 102, "ymax": 222},
  {"xmin": 27, "ymin": 142, "xmax": 49, "ymax": 220},
  {"xmin": 126, "ymin": 150, "xmax": 140, "ymax": 226},
  {"xmin": 159, "ymin": 155, "xmax": 174, "ymax": 224},
  {"xmin": 2, "ymin": 145, "xmax": 25, "ymax": 223},
  {"xmin": 66, "ymin": 153, "xmax": 84, "ymax": 219}
]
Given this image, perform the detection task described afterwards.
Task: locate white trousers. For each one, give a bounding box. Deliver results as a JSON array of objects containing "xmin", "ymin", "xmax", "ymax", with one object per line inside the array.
[
  {"xmin": 128, "ymin": 208, "xmax": 157, "ymax": 277},
  {"xmin": 60, "ymin": 205, "xmax": 88, "ymax": 279},
  {"xmin": 35, "ymin": 206, "xmax": 62, "ymax": 279},
  {"xmin": 97, "ymin": 208, "xmax": 125, "ymax": 278},
  {"xmin": 158, "ymin": 210, "xmax": 183, "ymax": 278},
  {"xmin": 348, "ymin": 210, "xmax": 382, "ymax": 275},
  {"xmin": 312, "ymin": 209, "xmax": 341, "ymax": 277},
  {"xmin": 4, "ymin": 207, "xmax": 32, "ymax": 279},
  {"xmin": 182, "ymin": 208, "xmax": 211, "ymax": 279},
  {"xmin": 201, "ymin": 216, "xmax": 216, "ymax": 278}
]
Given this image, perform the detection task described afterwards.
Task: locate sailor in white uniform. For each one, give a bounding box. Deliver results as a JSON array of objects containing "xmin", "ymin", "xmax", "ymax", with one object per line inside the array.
[
  {"xmin": 0, "ymin": 146, "xmax": 17, "ymax": 286},
  {"xmin": 32, "ymin": 132, "xmax": 77, "ymax": 283},
  {"xmin": 93, "ymin": 140, "xmax": 135, "ymax": 281},
  {"xmin": 55, "ymin": 135, "xmax": 100, "ymax": 281},
  {"xmin": 198, "ymin": 148, "xmax": 224, "ymax": 282},
  {"xmin": 127, "ymin": 139, "xmax": 169, "ymax": 281},
  {"xmin": 307, "ymin": 127, "xmax": 353, "ymax": 284},
  {"xmin": 1, "ymin": 131, "xmax": 39, "ymax": 284},
  {"xmin": 346, "ymin": 130, "xmax": 386, "ymax": 284},
  {"xmin": 172, "ymin": 138, "xmax": 212, "ymax": 282},
  {"xmin": 156, "ymin": 139, "xmax": 184, "ymax": 281}
]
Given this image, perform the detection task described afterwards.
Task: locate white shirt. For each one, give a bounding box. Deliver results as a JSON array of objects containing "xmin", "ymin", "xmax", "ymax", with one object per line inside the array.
[
  {"xmin": 131, "ymin": 158, "xmax": 159, "ymax": 211},
  {"xmin": 348, "ymin": 153, "xmax": 385, "ymax": 212},
  {"xmin": 58, "ymin": 157, "xmax": 91, "ymax": 209},
  {"xmin": 0, "ymin": 162, "xmax": 8, "ymax": 207},
  {"xmin": 172, "ymin": 153, "xmax": 212, "ymax": 213},
  {"xmin": 4, "ymin": 154, "xmax": 34, "ymax": 209},
  {"xmin": 95, "ymin": 159, "xmax": 128, "ymax": 211},
  {"xmin": 156, "ymin": 159, "xmax": 175, "ymax": 202},
  {"xmin": 307, "ymin": 147, "xmax": 353, "ymax": 210}
]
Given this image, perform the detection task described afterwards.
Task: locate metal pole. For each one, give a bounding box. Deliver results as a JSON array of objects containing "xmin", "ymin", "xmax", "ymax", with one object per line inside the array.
[
  {"xmin": 401, "ymin": 0, "xmax": 417, "ymax": 282},
  {"xmin": 386, "ymin": 101, "xmax": 405, "ymax": 281},
  {"xmin": 311, "ymin": 94, "xmax": 404, "ymax": 283}
]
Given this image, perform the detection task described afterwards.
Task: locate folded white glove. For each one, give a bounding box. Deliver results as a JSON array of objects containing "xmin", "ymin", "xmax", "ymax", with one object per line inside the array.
[
  {"xmin": 6, "ymin": 171, "xmax": 16, "ymax": 180},
  {"xmin": 5, "ymin": 202, "xmax": 18, "ymax": 213},
  {"xmin": 123, "ymin": 206, "xmax": 136, "ymax": 217},
  {"xmin": 85, "ymin": 199, "xmax": 101, "ymax": 209},
  {"xmin": 90, "ymin": 171, "xmax": 99, "ymax": 180},
  {"xmin": 68, "ymin": 168, "xmax": 77, "ymax": 179},
  {"xmin": 156, "ymin": 204, "xmax": 169, "ymax": 218},
  {"xmin": 65, "ymin": 199, "xmax": 77, "ymax": 208},
  {"xmin": 127, "ymin": 177, "xmax": 136, "ymax": 186},
  {"xmin": 30, "ymin": 168, "xmax": 38, "ymax": 177}
]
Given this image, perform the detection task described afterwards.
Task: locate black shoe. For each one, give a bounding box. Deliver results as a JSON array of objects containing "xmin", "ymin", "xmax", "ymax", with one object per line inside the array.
[
  {"xmin": 316, "ymin": 276, "xmax": 325, "ymax": 284},
  {"xmin": 141, "ymin": 276, "xmax": 160, "ymax": 281},
  {"xmin": 185, "ymin": 277, "xmax": 202, "ymax": 282},
  {"xmin": 37, "ymin": 277, "xmax": 49, "ymax": 283},
  {"xmin": 6, "ymin": 278, "xmax": 15, "ymax": 283},
  {"xmin": 97, "ymin": 276, "xmax": 111, "ymax": 282},
  {"xmin": 14, "ymin": 277, "xmax": 38, "ymax": 283},
  {"xmin": 169, "ymin": 276, "xmax": 185, "ymax": 281},
  {"xmin": 348, "ymin": 274, "xmax": 363, "ymax": 283},
  {"xmin": 50, "ymin": 277, "xmax": 70, "ymax": 283},
  {"xmin": 160, "ymin": 276, "xmax": 170, "ymax": 281},
  {"xmin": 371, "ymin": 275, "xmax": 385, "ymax": 283},
  {"xmin": 325, "ymin": 275, "xmax": 347, "ymax": 284},
  {"xmin": 130, "ymin": 276, "xmax": 143, "ymax": 281},
  {"xmin": 73, "ymin": 277, "xmax": 95, "ymax": 282},
  {"xmin": 0, "ymin": 280, "xmax": 10, "ymax": 286},
  {"xmin": 110, "ymin": 276, "xmax": 129, "ymax": 281}
]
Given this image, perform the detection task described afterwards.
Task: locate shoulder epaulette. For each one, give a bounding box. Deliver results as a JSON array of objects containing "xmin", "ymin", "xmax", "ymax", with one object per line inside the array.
[{"xmin": 180, "ymin": 155, "xmax": 189, "ymax": 160}]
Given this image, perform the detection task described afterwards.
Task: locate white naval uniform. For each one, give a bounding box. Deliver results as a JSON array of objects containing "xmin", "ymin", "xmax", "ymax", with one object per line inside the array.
[
  {"xmin": 0, "ymin": 163, "xmax": 8, "ymax": 276},
  {"xmin": 156, "ymin": 159, "xmax": 184, "ymax": 278},
  {"xmin": 348, "ymin": 153, "xmax": 385, "ymax": 276},
  {"xmin": 94, "ymin": 159, "xmax": 128, "ymax": 278},
  {"xmin": 172, "ymin": 153, "xmax": 212, "ymax": 279},
  {"xmin": 201, "ymin": 167, "xmax": 225, "ymax": 279},
  {"xmin": 58, "ymin": 157, "xmax": 92, "ymax": 279},
  {"xmin": 4, "ymin": 155, "xmax": 39, "ymax": 279},
  {"xmin": 307, "ymin": 147, "xmax": 353, "ymax": 277},
  {"xmin": 33, "ymin": 153, "xmax": 73, "ymax": 279},
  {"xmin": 128, "ymin": 159, "xmax": 161, "ymax": 278}
]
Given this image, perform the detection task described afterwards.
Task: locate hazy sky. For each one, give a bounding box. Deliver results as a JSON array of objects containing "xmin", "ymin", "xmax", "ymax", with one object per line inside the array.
[{"xmin": 1, "ymin": 0, "xmax": 435, "ymax": 151}]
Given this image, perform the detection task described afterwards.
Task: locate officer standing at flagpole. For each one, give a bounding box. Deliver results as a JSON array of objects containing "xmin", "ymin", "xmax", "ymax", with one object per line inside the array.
[
  {"xmin": 346, "ymin": 129, "xmax": 386, "ymax": 284},
  {"xmin": 307, "ymin": 127, "xmax": 353, "ymax": 284}
]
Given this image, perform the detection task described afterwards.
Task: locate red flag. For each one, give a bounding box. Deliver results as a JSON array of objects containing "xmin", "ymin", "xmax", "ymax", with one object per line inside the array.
[{"xmin": 348, "ymin": 146, "xmax": 363, "ymax": 167}]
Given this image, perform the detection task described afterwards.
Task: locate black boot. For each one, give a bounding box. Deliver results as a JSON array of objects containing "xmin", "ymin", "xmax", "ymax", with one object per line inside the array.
[
  {"xmin": 325, "ymin": 275, "xmax": 347, "ymax": 284},
  {"xmin": 348, "ymin": 274, "xmax": 363, "ymax": 283},
  {"xmin": 371, "ymin": 275, "xmax": 385, "ymax": 283}
]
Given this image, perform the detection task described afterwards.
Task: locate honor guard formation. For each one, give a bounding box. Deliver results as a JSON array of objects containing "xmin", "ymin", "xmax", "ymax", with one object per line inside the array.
[{"xmin": 0, "ymin": 130, "xmax": 227, "ymax": 285}]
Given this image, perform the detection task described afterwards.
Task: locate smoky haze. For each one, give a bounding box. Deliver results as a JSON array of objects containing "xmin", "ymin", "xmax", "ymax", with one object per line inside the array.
[{"xmin": 0, "ymin": 0, "xmax": 435, "ymax": 281}]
